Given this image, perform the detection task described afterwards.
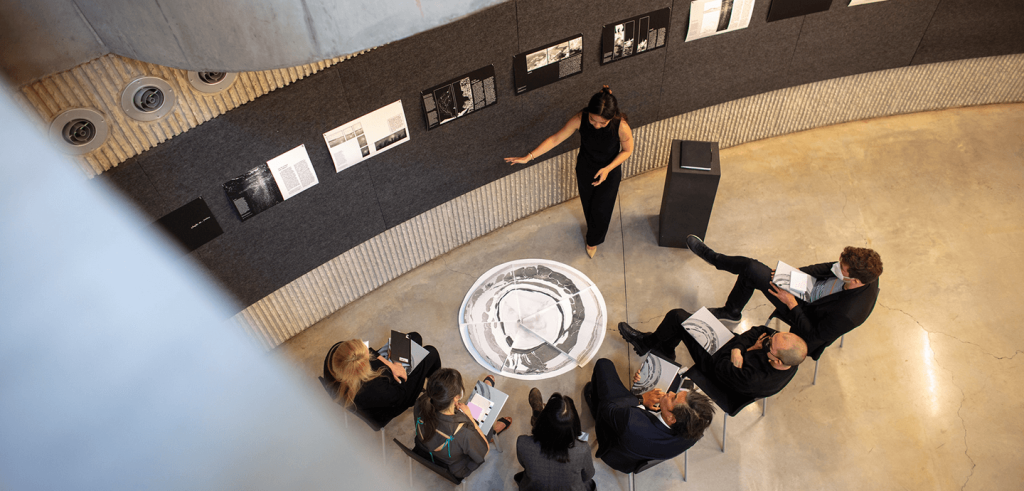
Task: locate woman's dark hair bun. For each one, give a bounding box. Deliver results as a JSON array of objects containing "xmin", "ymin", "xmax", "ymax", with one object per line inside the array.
[{"xmin": 588, "ymin": 87, "xmax": 620, "ymax": 121}]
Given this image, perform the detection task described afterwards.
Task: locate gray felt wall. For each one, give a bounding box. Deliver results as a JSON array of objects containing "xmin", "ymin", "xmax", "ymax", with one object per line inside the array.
[{"xmin": 102, "ymin": 0, "xmax": 1024, "ymax": 312}]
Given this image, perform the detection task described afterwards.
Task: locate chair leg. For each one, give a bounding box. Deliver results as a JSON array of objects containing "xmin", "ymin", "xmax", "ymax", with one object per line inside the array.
[
  {"xmin": 813, "ymin": 357, "xmax": 820, "ymax": 385},
  {"xmin": 762, "ymin": 397, "xmax": 767, "ymax": 416},
  {"xmin": 721, "ymin": 416, "xmax": 728, "ymax": 452},
  {"xmin": 344, "ymin": 411, "xmax": 348, "ymax": 428},
  {"xmin": 492, "ymin": 431, "xmax": 502, "ymax": 453},
  {"xmin": 840, "ymin": 334, "xmax": 845, "ymax": 348},
  {"xmin": 683, "ymin": 449, "xmax": 688, "ymax": 482},
  {"xmin": 381, "ymin": 428, "xmax": 386, "ymax": 462},
  {"xmin": 407, "ymin": 456, "xmax": 413, "ymax": 488},
  {"xmin": 628, "ymin": 472, "xmax": 635, "ymax": 491}
]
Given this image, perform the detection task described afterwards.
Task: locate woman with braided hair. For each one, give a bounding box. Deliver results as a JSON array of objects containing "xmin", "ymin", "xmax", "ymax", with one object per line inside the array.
[
  {"xmin": 413, "ymin": 369, "xmax": 511, "ymax": 478},
  {"xmin": 506, "ymin": 86, "xmax": 634, "ymax": 258},
  {"xmin": 322, "ymin": 331, "xmax": 441, "ymax": 428}
]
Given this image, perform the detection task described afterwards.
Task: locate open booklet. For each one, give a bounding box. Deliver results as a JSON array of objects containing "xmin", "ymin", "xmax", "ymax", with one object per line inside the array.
[
  {"xmin": 469, "ymin": 380, "xmax": 509, "ymax": 435},
  {"xmin": 378, "ymin": 335, "xmax": 430, "ymax": 372},
  {"xmin": 631, "ymin": 351, "xmax": 686, "ymax": 395},
  {"xmin": 773, "ymin": 261, "xmax": 815, "ymax": 302},
  {"xmin": 683, "ymin": 307, "xmax": 735, "ymax": 355}
]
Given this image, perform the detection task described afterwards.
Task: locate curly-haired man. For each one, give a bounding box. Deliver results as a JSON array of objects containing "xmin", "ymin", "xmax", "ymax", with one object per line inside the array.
[{"xmin": 681, "ymin": 236, "xmax": 882, "ymax": 359}]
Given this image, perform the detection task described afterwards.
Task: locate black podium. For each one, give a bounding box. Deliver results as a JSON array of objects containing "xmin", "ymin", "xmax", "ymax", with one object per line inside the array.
[{"xmin": 658, "ymin": 140, "xmax": 720, "ymax": 248}]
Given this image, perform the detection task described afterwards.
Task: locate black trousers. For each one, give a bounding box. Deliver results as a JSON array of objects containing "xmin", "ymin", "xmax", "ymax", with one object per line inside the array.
[
  {"xmin": 576, "ymin": 164, "xmax": 621, "ymax": 247},
  {"xmin": 707, "ymin": 253, "xmax": 793, "ymax": 317},
  {"xmin": 646, "ymin": 309, "xmax": 716, "ymax": 371}
]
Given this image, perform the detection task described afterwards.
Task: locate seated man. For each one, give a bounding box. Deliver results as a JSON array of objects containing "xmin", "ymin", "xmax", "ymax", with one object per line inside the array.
[
  {"xmin": 619, "ymin": 309, "xmax": 807, "ymax": 400},
  {"xmin": 583, "ymin": 358, "xmax": 714, "ymax": 474},
  {"xmin": 685, "ymin": 235, "xmax": 882, "ymax": 359}
]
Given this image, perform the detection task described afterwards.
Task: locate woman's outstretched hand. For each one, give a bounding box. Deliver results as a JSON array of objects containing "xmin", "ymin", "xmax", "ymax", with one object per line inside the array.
[{"xmin": 504, "ymin": 156, "xmax": 531, "ymax": 166}]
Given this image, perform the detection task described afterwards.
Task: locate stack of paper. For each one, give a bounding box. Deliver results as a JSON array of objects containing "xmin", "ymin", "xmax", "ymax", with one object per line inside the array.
[{"xmin": 466, "ymin": 392, "xmax": 494, "ymax": 424}]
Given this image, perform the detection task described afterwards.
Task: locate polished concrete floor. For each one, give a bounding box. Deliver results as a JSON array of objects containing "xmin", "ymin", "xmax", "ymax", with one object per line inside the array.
[{"xmin": 279, "ymin": 103, "xmax": 1024, "ymax": 490}]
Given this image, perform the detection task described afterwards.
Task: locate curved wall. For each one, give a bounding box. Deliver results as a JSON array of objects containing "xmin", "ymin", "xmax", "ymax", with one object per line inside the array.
[
  {"xmin": 60, "ymin": 0, "xmax": 1023, "ymax": 347},
  {"xmin": 0, "ymin": 0, "xmax": 503, "ymax": 86}
]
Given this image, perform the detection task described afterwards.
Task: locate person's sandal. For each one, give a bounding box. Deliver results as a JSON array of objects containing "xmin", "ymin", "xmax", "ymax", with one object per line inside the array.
[
  {"xmin": 482, "ymin": 375, "xmax": 496, "ymax": 387},
  {"xmin": 489, "ymin": 417, "xmax": 512, "ymax": 441}
]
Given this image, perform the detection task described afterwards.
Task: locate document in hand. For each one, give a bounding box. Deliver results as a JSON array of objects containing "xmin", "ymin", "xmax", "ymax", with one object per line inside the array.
[
  {"xmin": 682, "ymin": 307, "xmax": 735, "ymax": 355},
  {"xmin": 381, "ymin": 336, "xmax": 429, "ymax": 370},
  {"xmin": 773, "ymin": 261, "xmax": 815, "ymax": 302},
  {"xmin": 471, "ymin": 381, "xmax": 509, "ymax": 435},
  {"xmin": 465, "ymin": 393, "xmax": 493, "ymax": 423},
  {"xmin": 389, "ymin": 330, "xmax": 412, "ymax": 364},
  {"xmin": 631, "ymin": 351, "xmax": 685, "ymax": 396}
]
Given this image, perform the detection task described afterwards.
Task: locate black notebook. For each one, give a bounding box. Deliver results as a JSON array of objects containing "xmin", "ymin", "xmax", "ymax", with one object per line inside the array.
[
  {"xmin": 680, "ymin": 141, "xmax": 713, "ymax": 171},
  {"xmin": 389, "ymin": 330, "xmax": 412, "ymax": 364}
]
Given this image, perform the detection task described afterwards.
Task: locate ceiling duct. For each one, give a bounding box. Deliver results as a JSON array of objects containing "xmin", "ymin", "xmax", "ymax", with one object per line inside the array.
[
  {"xmin": 120, "ymin": 76, "xmax": 176, "ymax": 122},
  {"xmin": 187, "ymin": 71, "xmax": 238, "ymax": 94},
  {"xmin": 48, "ymin": 108, "xmax": 109, "ymax": 155}
]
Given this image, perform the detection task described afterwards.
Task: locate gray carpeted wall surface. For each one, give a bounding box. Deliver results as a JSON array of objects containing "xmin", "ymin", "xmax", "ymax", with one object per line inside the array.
[{"xmin": 103, "ymin": 0, "xmax": 1024, "ymax": 307}]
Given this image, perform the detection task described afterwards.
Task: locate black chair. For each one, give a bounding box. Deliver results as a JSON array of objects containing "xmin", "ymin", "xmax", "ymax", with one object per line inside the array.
[
  {"xmin": 320, "ymin": 341, "xmax": 387, "ymax": 461},
  {"xmin": 393, "ymin": 438, "xmax": 465, "ymax": 488},
  {"xmin": 765, "ymin": 309, "xmax": 845, "ymax": 385},
  {"xmin": 682, "ymin": 367, "xmax": 765, "ymax": 453}
]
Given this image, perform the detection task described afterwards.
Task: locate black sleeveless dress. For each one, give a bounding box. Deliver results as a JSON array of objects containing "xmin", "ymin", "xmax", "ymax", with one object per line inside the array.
[{"xmin": 576, "ymin": 109, "xmax": 622, "ymax": 247}]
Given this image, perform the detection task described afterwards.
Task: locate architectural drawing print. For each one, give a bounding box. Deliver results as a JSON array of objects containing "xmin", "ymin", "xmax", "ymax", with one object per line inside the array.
[{"xmin": 459, "ymin": 260, "xmax": 607, "ymax": 380}]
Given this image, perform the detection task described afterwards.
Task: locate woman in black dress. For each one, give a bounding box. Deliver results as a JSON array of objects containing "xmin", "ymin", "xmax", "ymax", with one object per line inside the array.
[
  {"xmin": 323, "ymin": 331, "xmax": 441, "ymax": 428},
  {"xmin": 506, "ymin": 86, "xmax": 634, "ymax": 258}
]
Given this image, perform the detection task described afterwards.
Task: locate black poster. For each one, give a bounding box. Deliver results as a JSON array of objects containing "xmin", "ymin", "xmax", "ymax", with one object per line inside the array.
[
  {"xmin": 421, "ymin": 65, "xmax": 498, "ymax": 130},
  {"xmin": 767, "ymin": 0, "xmax": 833, "ymax": 22},
  {"xmin": 222, "ymin": 164, "xmax": 283, "ymax": 221},
  {"xmin": 154, "ymin": 197, "xmax": 223, "ymax": 252},
  {"xmin": 601, "ymin": 8, "xmax": 672, "ymax": 64},
  {"xmin": 513, "ymin": 34, "xmax": 584, "ymax": 95}
]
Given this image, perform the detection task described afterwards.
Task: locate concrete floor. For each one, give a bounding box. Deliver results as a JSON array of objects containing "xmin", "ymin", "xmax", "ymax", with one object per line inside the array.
[{"xmin": 279, "ymin": 103, "xmax": 1024, "ymax": 490}]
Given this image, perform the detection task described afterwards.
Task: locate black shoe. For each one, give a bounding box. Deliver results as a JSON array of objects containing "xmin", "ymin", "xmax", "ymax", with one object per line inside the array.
[
  {"xmin": 583, "ymin": 382, "xmax": 594, "ymax": 410},
  {"xmin": 708, "ymin": 307, "xmax": 742, "ymax": 323},
  {"xmin": 685, "ymin": 235, "xmax": 718, "ymax": 265},
  {"xmin": 529, "ymin": 388, "xmax": 544, "ymax": 427},
  {"xmin": 618, "ymin": 322, "xmax": 651, "ymax": 357}
]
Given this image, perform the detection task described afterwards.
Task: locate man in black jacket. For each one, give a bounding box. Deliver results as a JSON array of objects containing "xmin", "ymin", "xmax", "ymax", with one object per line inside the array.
[
  {"xmin": 583, "ymin": 358, "xmax": 714, "ymax": 474},
  {"xmin": 619, "ymin": 310, "xmax": 807, "ymax": 401},
  {"xmin": 685, "ymin": 235, "xmax": 882, "ymax": 359}
]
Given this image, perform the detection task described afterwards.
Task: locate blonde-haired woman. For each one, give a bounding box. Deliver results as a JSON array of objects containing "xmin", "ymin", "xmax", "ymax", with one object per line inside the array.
[{"xmin": 323, "ymin": 331, "xmax": 441, "ymax": 427}]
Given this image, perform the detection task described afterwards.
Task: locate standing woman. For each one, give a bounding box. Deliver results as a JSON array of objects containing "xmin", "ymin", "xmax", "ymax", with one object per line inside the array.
[{"xmin": 506, "ymin": 86, "xmax": 633, "ymax": 258}]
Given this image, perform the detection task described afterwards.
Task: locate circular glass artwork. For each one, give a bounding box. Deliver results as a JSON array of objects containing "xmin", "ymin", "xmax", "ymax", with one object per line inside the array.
[{"xmin": 459, "ymin": 259, "xmax": 607, "ymax": 380}]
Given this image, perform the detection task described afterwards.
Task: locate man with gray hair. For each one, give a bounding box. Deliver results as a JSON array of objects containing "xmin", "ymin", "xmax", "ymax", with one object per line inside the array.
[
  {"xmin": 619, "ymin": 309, "xmax": 808, "ymax": 400},
  {"xmin": 583, "ymin": 358, "xmax": 715, "ymax": 474}
]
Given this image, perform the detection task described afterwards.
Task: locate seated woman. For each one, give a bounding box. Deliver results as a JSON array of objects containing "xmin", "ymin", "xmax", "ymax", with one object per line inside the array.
[
  {"xmin": 413, "ymin": 370, "xmax": 511, "ymax": 479},
  {"xmin": 323, "ymin": 331, "xmax": 441, "ymax": 428},
  {"xmin": 515, "ymin": 390, "xmax": 595, "ymax": 491}
]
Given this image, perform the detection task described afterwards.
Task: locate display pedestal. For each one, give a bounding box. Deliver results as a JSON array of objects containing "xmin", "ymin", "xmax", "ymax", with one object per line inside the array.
[{"xmin": 658, "ymin": 140, "xmax": 721, "ymax": 249}]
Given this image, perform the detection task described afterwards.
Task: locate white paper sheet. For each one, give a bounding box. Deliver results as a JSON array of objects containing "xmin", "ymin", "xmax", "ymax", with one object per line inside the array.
[
  {"xmin": 774, "ymin": 260, "xmax": 816, "ymax": 302},
  {"xmin": 323, "ymin": 100, "xmax": 410, "ymax": 173},
  {"xmin": 687, "ymin": 0, "xmax": 757, "ymax": 42},
  {"xmin": 266, "ymin": 144, "xmax": 318, "ymax": 200},
  {"xmin": 849, "ymin": 0, "xmax": 886, "ymax": 5},
  {"xmin": 682, "ymin": 307, "xmax": 735, "ymax": 355}
]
